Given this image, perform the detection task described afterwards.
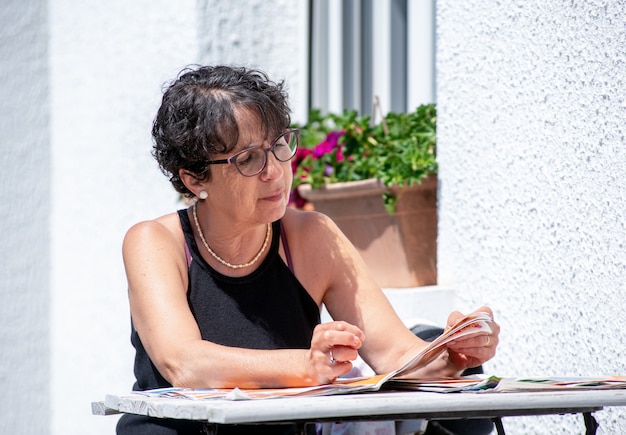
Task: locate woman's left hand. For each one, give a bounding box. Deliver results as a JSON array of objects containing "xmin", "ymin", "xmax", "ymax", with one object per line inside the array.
[{"xmin": 444, "ymin": 306, "xmax": 499, "ymax": 371}]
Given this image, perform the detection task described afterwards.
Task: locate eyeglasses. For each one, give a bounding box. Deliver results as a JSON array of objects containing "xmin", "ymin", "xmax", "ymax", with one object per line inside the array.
[{"xmin": 206, "ymin": 129, "xmax": 299, "ymax": 177}]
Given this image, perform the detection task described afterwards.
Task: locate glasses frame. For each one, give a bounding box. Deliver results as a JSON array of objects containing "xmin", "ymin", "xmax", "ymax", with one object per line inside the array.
[{"xmin": 205, "ymin": 129, "xmax": 299, "ymax": 177}]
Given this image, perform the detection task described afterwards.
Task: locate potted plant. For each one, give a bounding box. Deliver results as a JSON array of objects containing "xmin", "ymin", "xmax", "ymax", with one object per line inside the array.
[{"xmin": 291, "ymin": 103, "xmax": 438, "ymax": 288}]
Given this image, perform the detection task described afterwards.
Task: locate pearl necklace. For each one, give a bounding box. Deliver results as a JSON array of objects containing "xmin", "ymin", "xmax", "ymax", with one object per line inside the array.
[{"xmin": 192, "ymin": 202, "xmax": 271, "ymax": 269}]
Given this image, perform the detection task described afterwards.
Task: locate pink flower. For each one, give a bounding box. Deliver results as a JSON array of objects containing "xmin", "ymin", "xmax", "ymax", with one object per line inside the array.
[
  {"xmin": 291, "ymin": 147, "xmax": 313, "ymax": 174},
  {"xmin": 313, "ymin": 131, "xmax": 345, "ymax": 159}
]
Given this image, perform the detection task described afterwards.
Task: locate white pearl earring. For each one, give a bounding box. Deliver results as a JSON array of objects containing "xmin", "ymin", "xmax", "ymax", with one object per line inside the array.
[{"xmin": 198, "ymin": 190, "xmax": 208, "ymax": 200}]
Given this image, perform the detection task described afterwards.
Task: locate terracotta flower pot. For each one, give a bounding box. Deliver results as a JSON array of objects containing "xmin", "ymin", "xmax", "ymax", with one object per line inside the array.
[{"xmin": 298, "ymin": 175, "xmax": 437, "ymax": 288}]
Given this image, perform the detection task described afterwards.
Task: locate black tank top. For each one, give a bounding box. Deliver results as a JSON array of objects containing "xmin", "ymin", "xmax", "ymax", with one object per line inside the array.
[{"xmin": 128, "ymin": 210, "xmax": 320, "ymax": 391}]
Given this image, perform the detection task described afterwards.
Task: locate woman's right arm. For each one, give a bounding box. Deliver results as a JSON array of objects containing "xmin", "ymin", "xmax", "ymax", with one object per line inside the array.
[{"xmin": 123, "ymin": 216, "xmax": 207, "ymax": 386}]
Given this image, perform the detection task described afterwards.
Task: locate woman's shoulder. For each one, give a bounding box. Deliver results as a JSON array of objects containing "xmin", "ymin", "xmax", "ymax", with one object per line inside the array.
[
  {"xmin": 281, "ymin": 208, "xmax": 353, "ymax": 257},
  {"xmin": 123, "ymin": 210, "xmax": 185, "ymax": 251},
  {"xmin": 282, "ymin": 207, "xmax": 341, "ymax": 236}
]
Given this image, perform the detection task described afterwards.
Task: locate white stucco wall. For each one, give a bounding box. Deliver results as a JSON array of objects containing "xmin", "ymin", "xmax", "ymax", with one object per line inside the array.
[
  {"xmin": 196, "ymin": 0, "xmax": 309, "ymax": 123},
  {"xmin": 436, "ymin": 1, "xmax": 626, "ymax": 433},
  {"xmin": 0, "ymin": 1, "xmax": 50, "ymax": 434}
]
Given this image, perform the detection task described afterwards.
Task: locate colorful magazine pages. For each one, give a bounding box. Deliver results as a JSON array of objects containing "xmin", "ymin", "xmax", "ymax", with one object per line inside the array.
[
  {"xmin": 385, "ymin": 376, "xmax": 626, "ymax": 393},
  {"xmin": 393, "ymin": 311, "xmax": 493, "ymax": 377},
  {"xmin": 136, "ymin": 375, "xmax": 626, "ymax": 400},
  {"xmin": 385, "ymin": 375, "xmax": 500, "ymax": 393},
  {"xmin": 494, "ymin": 376, "xmax": 626, "ymax": 392}
]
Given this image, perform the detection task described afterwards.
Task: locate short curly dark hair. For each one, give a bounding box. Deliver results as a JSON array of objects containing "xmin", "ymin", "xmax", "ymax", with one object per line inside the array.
[{"xmin": 151, "ymin": 65, "xmax": 292, "ymax": 197}]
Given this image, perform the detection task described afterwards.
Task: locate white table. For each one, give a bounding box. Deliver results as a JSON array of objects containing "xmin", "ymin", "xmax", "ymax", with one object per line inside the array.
[{"xmin": 93, "ymin": 389, "xmax": 626, "ymax": 434}]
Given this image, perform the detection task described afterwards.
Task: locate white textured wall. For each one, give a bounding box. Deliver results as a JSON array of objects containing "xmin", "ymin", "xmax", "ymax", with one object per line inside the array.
[
  {"xmin": 1, "ymin": 1, "xmax": 308, "ymax": 434},
  {"xmin": 197, "ymin": 0, "xmax": 309, "ymax": 123},
  {"xmin": 0, "ymin": 1, "xmax": 50, "ymax": 434},
  {"xmin": 436, "ymin": 1, "xmax": 626, "ymax": 433}
]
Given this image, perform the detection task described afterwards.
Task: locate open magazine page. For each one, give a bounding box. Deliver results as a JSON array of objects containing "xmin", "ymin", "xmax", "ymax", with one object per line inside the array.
[
  {"xmin": 384, "ymin": 376, "xmax": 626, "ymax": 393},
  {"xmin": 136, "ymin": 384, "xmax": 358, "ymax": 400},
  {"xmin": 494, "ymin": 376, "xmax": 626, "ymax": 392},
  {"xmin": 332, "ymin": 311, "xmax": 493, "ymax": 393},
  {"xmin": 135, "ymin": 376, "xmax": 383, "ymax": 400},
  {"xmin": 392, "ymin": 311, "xmax": 493, "ymax": 378},
  {"xmin": 385, "ymin": 375, "xmax": 500, "ymax": 393}
]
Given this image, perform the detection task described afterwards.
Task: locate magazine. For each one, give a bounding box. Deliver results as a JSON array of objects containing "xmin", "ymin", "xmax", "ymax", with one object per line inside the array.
[
  {"xmin": 138, "ymin": 311, "xmax": 493, "ymax": 400},
  {"xmin": 129, "ymin": 374, "xmax": 626, "ymax": 406},
  {"xmin": 493, "ymin": 376, "xmax": 626, "ymax": 392},
  {"xmin": 386, "ymin": 375, "xmax": 626, "ymax": 393},
  {"xmin": 385, "ymin": 375, "xmax": 500, "ymax": 393}
]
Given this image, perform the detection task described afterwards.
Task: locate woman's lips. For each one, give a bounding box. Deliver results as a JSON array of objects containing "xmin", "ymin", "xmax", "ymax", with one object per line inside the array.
[{"xmin": 261, "ymin": 191, "xmax": 284, "ymax": 202}]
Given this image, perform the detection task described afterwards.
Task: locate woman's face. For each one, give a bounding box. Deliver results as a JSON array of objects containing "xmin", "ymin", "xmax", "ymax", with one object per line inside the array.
[{"xmin": 201, "ymin": 110, "xmax": 294, "ymax": 227}]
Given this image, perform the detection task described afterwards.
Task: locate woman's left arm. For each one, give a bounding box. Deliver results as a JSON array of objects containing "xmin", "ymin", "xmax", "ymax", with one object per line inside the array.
[{"xmin": 283, "ymin": 209, "xmax": 499, "ymax": 377}]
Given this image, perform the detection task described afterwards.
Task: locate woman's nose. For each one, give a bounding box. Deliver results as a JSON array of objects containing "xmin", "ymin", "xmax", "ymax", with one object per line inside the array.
[{"xmin": 260, "ymin": 150, "xmax": 283, "ymax": 179}]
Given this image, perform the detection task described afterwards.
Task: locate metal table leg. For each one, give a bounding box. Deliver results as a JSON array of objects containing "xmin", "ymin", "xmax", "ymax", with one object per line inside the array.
[
  {"xmin": 493, "ymin": 417, "xmax": 506, "ymax": 435},
  {"xmin": 583, "ymin": 412, "xmax": 599, "ymax": 435}
]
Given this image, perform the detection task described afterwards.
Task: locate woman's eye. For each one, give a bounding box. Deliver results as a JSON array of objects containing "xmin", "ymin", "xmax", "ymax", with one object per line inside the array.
[
  {"xmin": 237, "ymin": 149, "xmax": 265, "ymax": 167},
  {"xmin": 236, "ymin": 151, "xmax": 255, "ymax": 166}
]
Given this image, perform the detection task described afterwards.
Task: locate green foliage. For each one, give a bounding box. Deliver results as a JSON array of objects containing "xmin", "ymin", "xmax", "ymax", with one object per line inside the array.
[{"xmin": 291, "ymin": 104, "xmax": 437, "ymax": 212}]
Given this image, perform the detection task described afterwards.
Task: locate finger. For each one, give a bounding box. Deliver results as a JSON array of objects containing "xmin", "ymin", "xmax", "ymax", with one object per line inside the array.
[
  {"xmin": 327, "ymin": 345, "xmax": 360, "ymax": 364},
  {"xmin": 324, "ymin": 349, "xmax": 355, "ymax": 384},
  {"xmin": 448, "ymin": 332, "xmax": 494, "ymax": 349},
  {"xmin": 445, "ymin": 310, "xmax": 464, "ymax": 329},
  {"xmin": 320, "ymin": 321, "xmax": 365, "ymax": 341},
  {"xmin": 308, "ymin": 348, "xmax": 352, "ymax": 384},
  {"xmin": 474, "ymin": 306, "xmax": 494, "ymax": 320},
  {"xmin": 448, "ymin": 335, "xmax": 497, "ymax": 361},
  {"xmin": 488, "ymin": 319, "xmax": 500, "ymax": 336},
  {"xmin": 316, "ymin": 322, "xmax": 364, "ymax": 350}
]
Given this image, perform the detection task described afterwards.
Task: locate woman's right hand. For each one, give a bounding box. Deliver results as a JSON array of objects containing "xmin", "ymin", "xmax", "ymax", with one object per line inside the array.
[{"xmin": 306, "ymin": 321, "xmax": 365, "ymax": 384}]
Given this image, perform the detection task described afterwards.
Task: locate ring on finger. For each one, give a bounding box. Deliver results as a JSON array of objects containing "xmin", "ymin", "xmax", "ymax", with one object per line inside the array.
[
  {"xmin": 330, "ymin": 350, "xmax": 337, "ymax": 365},
  {"xmin": 486, "ymin": 336, "xmax": 491, "ymax": 346}
]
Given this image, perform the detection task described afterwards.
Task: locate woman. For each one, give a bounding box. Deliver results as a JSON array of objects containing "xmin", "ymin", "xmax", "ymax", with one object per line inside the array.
[{"xmin": 117, "ymin": 65, "xmax": 500, "ymax": 434}]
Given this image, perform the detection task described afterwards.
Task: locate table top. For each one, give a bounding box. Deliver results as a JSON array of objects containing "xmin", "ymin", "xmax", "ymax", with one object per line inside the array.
[{"xmin": 94, "ymin": 389, "xmax": 626, "ymax": 425}]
